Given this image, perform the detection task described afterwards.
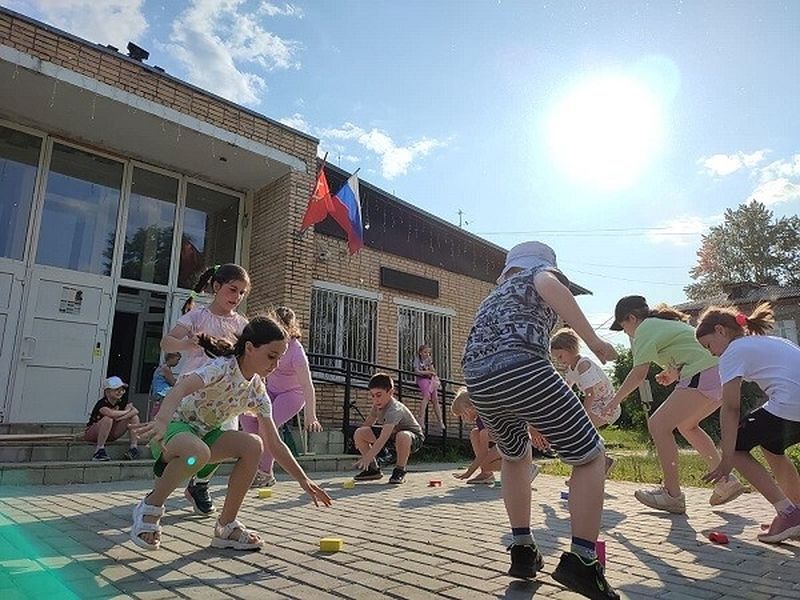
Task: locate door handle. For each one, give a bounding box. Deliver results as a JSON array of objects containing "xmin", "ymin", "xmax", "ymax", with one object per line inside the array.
[{"xmin": 20, "ymin": 336, "xmax": 37, "ymax": 360}]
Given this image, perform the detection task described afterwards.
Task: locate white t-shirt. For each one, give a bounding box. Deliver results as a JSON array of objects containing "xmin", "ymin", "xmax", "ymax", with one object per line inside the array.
[{"xmin": 718, "ymin": 335, "xmax": 800, "ymax": 422}]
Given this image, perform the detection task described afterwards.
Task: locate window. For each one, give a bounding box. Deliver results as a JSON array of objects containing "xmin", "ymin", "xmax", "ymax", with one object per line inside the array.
[
  {"xmin": 36, "ymin": 143, "xmax": 123, "ymax": 275},
  {"xmin": 397, "ymin": 304, "xmax": 452, "ymax": 383},
  {"xmin": 774, "ymin": 319, "xmax": 798, "ymax": 344},
  {"xmin": 179, "ymin": 182, "xmax": 239, "ymax": 289},
  {"xmin": 121, "ymin": 168, "xmax": 178, "ymax": 285},
  {"xmin": 308, "ymin": 285, "xmax": 377, "ymax": 377},
  {"xmin": 0, "ymin": 126, "xmax": 41, "ymax": 261}
]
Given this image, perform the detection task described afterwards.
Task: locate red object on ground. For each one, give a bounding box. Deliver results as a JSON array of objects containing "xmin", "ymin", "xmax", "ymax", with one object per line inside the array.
[
  {"xmin": 709, "ymin": 531, "xmax": 729, "ymax": 544},
  {"xmin": 428, "ymin": 480, "xmax": 442, "ymax": 487}
]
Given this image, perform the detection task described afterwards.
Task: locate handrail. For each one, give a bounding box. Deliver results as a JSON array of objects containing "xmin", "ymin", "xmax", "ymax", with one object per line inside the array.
[{"xmin": 307, "ymin": 352, "xmax": 467, "ymax": 453}]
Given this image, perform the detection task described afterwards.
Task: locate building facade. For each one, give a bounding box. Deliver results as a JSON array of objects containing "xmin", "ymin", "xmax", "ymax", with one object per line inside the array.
[{"xmin": 0, "ymin": 8, "xmax": 520, "ymax": 427}]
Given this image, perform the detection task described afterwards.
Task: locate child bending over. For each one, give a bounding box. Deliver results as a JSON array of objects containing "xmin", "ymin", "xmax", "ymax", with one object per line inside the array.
[{"xmin": 130, "ymin": 315, "xmax": 331, "ymax": 552}]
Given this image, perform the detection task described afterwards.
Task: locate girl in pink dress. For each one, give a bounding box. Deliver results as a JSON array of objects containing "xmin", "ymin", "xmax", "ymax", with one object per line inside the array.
[{"xmin": 241, "ymin": 307, "xmax": 322, "ymax": 487}]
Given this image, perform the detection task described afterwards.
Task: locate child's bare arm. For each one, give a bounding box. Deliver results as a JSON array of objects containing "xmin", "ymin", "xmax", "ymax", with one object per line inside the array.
[
  {"xmin": 161, "ymin": 324, "xmax": 197, "ymax": 353},
  {"xmin": 258, "ymin": 415, "xmax": 332, "ymax": 506},
  {"xmin": 162, "ymin": 366, "xmax": 177, "ymax": 386},
  {"xmin": 534, "ymin": 271, "xmax": 617, "ymax": 363}
]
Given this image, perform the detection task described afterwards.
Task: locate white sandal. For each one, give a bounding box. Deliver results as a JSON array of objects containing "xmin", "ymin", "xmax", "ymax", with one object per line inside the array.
[
  {"xmin": 211, "ymin": 518, "xmax": 264, "ymax": 550},
  {"xmin": 131, "ymin": 498, "xmax": 164, "ymax": 551}
]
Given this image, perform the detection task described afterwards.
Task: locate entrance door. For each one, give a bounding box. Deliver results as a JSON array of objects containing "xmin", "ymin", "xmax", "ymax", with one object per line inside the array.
[
  {"xmin": 10, "ymin": 141, "xmax": 124, "ymax": 422},
  {"xmin": 11, "ymin": 267, "xmax": 113, "ymax": 421},
  {"xmin": 0, "ymin": 125, "xmax": 43, "ymax": 421},
  {"xmin": 0, "ymin": 262, "xmax": 25, "ymax": 421}
]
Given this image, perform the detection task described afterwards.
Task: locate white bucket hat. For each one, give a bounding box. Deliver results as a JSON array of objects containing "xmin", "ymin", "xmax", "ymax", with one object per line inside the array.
[{"xmin": 497, "ymin": 241, "xmax": 558, "ymax": 284}]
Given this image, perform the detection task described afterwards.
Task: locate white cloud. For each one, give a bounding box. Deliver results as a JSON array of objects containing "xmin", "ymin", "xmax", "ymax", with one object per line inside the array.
[
  {"xmin": 699, "ymin": 150, "xmax": 768, "ymax": 176},
  {"xmin": 319, "ymin": 123, "xmax": 445, "ymax": 179},
  {"xmin": 7, "ymin": 0, "xmax": 147, "ymax": 49},
  {"xmin": 259, "ymin": 2, "xmax": 304, "ymax": 17},
  {"xmin": 165, "ymin": 0, "xmax": 301, "ymax": 106},
  {"xmin": 646, "ymin": 215, "xmax": 719, "ymax": 246},
  {"xmin": 278, "ymin": 113, "xmax": 312, "ymax": 134},
  {"xmin": 750, "ymin": 177, "xmax": 800, "ymax": 206},
  {"xmin": 758, "ymin": 155, "xmax": 800, "ymax": 182}
]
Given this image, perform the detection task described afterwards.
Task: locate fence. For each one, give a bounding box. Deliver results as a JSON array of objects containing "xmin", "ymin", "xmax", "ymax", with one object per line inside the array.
[{"xmin": 307, "ymin": 352, "xmax": 467, "ymax": 454}]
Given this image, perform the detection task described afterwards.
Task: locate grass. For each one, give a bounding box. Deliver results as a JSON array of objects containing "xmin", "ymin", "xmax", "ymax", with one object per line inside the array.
[{"xmin": 414, "ymin": 425, "xmax": 800, "ymax": 489}]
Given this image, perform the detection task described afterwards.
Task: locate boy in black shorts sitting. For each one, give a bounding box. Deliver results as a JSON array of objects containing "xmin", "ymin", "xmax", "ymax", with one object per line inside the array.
[{"xmin": 353, "ymin": 373, "xmax": 424, "ymax": 484}]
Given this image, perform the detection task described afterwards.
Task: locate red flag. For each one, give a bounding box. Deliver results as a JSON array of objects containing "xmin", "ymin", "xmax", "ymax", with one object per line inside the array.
[{"xmin": 300, "ymin": 164, "xmax": 333, "ymax": 231}]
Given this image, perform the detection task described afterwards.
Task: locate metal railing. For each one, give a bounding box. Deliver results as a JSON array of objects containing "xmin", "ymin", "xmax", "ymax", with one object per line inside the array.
[{"xmin": 307, "ymin": 352, "xmax": 467, "ymax": 453}]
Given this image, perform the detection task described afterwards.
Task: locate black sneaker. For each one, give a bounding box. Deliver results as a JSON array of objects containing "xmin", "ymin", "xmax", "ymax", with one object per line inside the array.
[
  {"xmin": 185, "ymin": 480, "xmax": 216, "ymax": 516},
  {"xmin": 552, "ymin": 552, "xmax": 619, "ymax": 599},
  {"xmin": 388, "ymin": 467, "xmax": 406, "ymax": 484},
  {"xmin": 123, "ymin": 447, "xmax": 141, "ymax": 460},
  {"xmin": 507, "ymin": 543, "xmax": 544, "ymax": 579},
  {"xmin": 353, "ymin": 467, "xmax": 383, "ymax": 481},
  {"xmin": 91, "ymin": 448, "xmax": 111, "ymax": 461}
]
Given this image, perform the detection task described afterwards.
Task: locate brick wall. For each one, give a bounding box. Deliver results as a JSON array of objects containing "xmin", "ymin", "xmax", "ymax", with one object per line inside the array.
[
  {"xmin": 0, "ymin": 10, "xmax": 316, "ymax": 164},
  {"xmin": 309, "ymin": 233, "xmax": 495, "ymax": 431}
]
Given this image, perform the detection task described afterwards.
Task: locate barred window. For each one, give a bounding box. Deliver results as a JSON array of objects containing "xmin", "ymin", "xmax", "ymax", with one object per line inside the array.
[
  {"xmin": 309, "ymin": 285, "xmax": 377, "ymax": 377},
  {"xmin": 397, "ymin": 304, "xmax": 452, "ymax": 384},
  {"xmin": 774, "ymin": 319, "xmax": 798, "ymax": 344}
]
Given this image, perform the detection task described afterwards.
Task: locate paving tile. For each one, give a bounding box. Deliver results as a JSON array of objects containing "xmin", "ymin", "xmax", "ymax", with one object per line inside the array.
[{"xmin": 1, "ymin": 468, "xmax": 798, "ymax": 599}]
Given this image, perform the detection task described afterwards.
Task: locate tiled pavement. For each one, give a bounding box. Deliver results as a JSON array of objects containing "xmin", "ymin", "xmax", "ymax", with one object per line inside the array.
[{"xmin": 1, "ymin": 465, "xmax": 799, "ymax": 599}]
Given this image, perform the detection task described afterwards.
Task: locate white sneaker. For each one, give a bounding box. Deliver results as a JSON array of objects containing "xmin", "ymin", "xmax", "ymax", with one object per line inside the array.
[
  {"xmin": 634, "ymin": 486, "xmax": 686, "ymax": 514},
  {"xmin": 709, "ymin": 475, "xmax": 746, "ymax": 506}
]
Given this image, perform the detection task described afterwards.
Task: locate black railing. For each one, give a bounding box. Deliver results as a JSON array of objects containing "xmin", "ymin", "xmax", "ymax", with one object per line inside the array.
[{"xmin": 307, "ymin": 352, "xmax": 467, "ymax": 454}]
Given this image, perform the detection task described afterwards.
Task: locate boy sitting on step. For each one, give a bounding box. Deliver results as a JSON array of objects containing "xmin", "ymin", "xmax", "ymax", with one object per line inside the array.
[
  {"xmin": 84, "ymin": 376, "xmax": 141, "ymax": 461},
  {"xmin": 353, "ymin": 373, "xmax": 425, "ymax": 484}
]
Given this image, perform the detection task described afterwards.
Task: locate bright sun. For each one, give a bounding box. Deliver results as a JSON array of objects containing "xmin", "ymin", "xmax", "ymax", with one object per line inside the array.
[{"xmin": 546, "ymin": 75, "xmax": 664, "ymax": 191}]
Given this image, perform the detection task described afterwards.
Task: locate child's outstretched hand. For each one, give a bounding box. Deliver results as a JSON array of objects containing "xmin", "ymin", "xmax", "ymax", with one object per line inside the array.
[
  {"xmin": 589, "ymin": 339, "xmax": 618, "ymax": 364},
  {"xmin": 655, "ymin": 367, "xmax": 680, "ymax": 386},
  {"xmin": 528, "ymin": 428, "xmax": 550, "ymax": 452},
  {"xmin": 130, "ymin": 419, "xmax": 167, "ymax": 444},
  {"xmin": 299, "ymin": 479, "xmax": 333, "ymax": 507}
]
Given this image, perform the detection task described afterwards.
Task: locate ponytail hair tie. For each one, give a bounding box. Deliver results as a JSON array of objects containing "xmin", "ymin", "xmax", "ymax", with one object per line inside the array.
[
  {"xmin": 213, "ymin": 264, "xmax": 221, "ymax": 273},
  {"xmin": 735, "ymin": 313, "xmax": 748, "ymax": 327},
  {"xmin": 190, "ymin": 291, "xmax": 197, "ymax": 298}
]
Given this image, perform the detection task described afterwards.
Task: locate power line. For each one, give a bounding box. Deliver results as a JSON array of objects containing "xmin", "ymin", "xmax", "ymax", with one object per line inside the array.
[
  {"xmin": 561, "ymin": 259, "xmax": 687, "ymax": 270},
  {"xmin": 475, "ymin": 227, "xmax": 704, "ymax": 237},
  {"xmin": 567, "ymin": 267, "xmax": 688, "ymax": 287}
]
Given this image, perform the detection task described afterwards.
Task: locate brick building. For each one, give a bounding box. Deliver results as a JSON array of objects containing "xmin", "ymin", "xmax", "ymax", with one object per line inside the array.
[
  {"xmin": 676, "ymin": 283, "xmax": 800, "ymax": 343},
  {"xmin": 1, "ymin": 7, "xmax": 553, "ymax": 430}
]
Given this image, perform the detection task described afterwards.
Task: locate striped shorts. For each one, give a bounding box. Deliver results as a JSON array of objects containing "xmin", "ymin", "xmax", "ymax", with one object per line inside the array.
[{"xmin": 465, "ymin": 358, "xmax": 604, "ymax": 465}]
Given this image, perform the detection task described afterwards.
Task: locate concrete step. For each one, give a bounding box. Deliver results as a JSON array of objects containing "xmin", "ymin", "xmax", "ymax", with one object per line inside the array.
[
  {"xmin": 0, "ymin": 438, "xmax": 153, "ymax": 462},
  {"xmin": 0, "ymin": 423, "xmax": 85, "ymax": 435},
  {"xmin": 0, "ymin": 454, "xmax": 357, "ymax": 486}
]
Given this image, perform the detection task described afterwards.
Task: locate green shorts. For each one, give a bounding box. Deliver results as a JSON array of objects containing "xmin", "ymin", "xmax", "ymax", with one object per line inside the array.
[{"xmin": 151, "ymin": 421, "xmax": 225, "ymax": 479}]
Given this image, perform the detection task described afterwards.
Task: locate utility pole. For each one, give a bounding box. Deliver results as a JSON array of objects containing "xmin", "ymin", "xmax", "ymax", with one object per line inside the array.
[{"xmin": 457, "ymin": 209, "xmax": 469, "ymax": 228}]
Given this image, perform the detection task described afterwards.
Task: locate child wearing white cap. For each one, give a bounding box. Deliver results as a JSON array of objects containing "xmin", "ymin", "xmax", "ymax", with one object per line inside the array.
[
  {"xmin": 84, "ymin": 376, "xmax": 141, "ymax": 461},
  {"xmin": 462, "ymin": 240, "xmax": 620, "ymax": 599}
]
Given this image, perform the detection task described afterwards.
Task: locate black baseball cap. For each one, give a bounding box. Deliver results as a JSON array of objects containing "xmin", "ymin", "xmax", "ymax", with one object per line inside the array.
[{"xmin": 610, "ymin": 295, "xmax": 649, "ymax": 331}]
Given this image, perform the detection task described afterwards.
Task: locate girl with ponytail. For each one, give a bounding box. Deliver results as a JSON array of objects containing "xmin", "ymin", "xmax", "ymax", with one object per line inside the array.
[
  {"xmin": 161, "ymin": 263, "xmax": 250, "ymax": 515},
  {"xmin": 131, "ymin": 314, "xmax": 332, "ymax": 552},
  {"xmin": 697, "ymin": 303, "xmax": 800, "ymax": 543}
]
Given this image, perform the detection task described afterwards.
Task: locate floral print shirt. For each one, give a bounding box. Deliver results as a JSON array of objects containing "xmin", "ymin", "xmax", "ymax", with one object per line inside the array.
[{"xmin": 175, "ymin": 357, "xmax": 272, "ymax": 435}]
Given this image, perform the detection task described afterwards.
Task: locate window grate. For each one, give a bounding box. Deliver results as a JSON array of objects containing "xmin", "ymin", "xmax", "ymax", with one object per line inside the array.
[
  {"xmin": 309, "ymin": 287, "xmax": 377, "ymax": 377},
  {"xmin": 397, "ymin": 306, "xmax": 452, "ymax": 383}
]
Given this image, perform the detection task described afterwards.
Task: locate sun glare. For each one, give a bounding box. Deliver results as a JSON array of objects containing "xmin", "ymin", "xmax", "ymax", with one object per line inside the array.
[{"xmin": 547, "ymin": 75, "xmax": 664, "ymax": 191}]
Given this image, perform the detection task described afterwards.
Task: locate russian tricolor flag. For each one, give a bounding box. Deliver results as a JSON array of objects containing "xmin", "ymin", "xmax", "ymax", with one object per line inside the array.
[{"xmin": 329, "ymin": 173, "xmax": 364, "ymax": 254}]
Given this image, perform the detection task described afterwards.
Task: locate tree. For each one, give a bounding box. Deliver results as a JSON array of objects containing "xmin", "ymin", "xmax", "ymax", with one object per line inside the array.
[{"xmin": 685, "ymin": 200, "xmax": 800, "ymax": 300}]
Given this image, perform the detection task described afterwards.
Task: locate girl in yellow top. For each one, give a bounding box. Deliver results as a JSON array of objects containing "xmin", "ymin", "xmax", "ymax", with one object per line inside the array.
[
  {"xmin": 604, "ymin": 296, "xmax": 744, "ymax": 514},
  {"xmin": 130, "ymin": 315, "xmax": 331, "ymax": 552}
]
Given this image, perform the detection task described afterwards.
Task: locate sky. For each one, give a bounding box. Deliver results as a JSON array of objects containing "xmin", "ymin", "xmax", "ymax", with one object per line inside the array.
[{"xmin": 7, "ymin": 0, "xmax": 800, "ymax": 352}]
